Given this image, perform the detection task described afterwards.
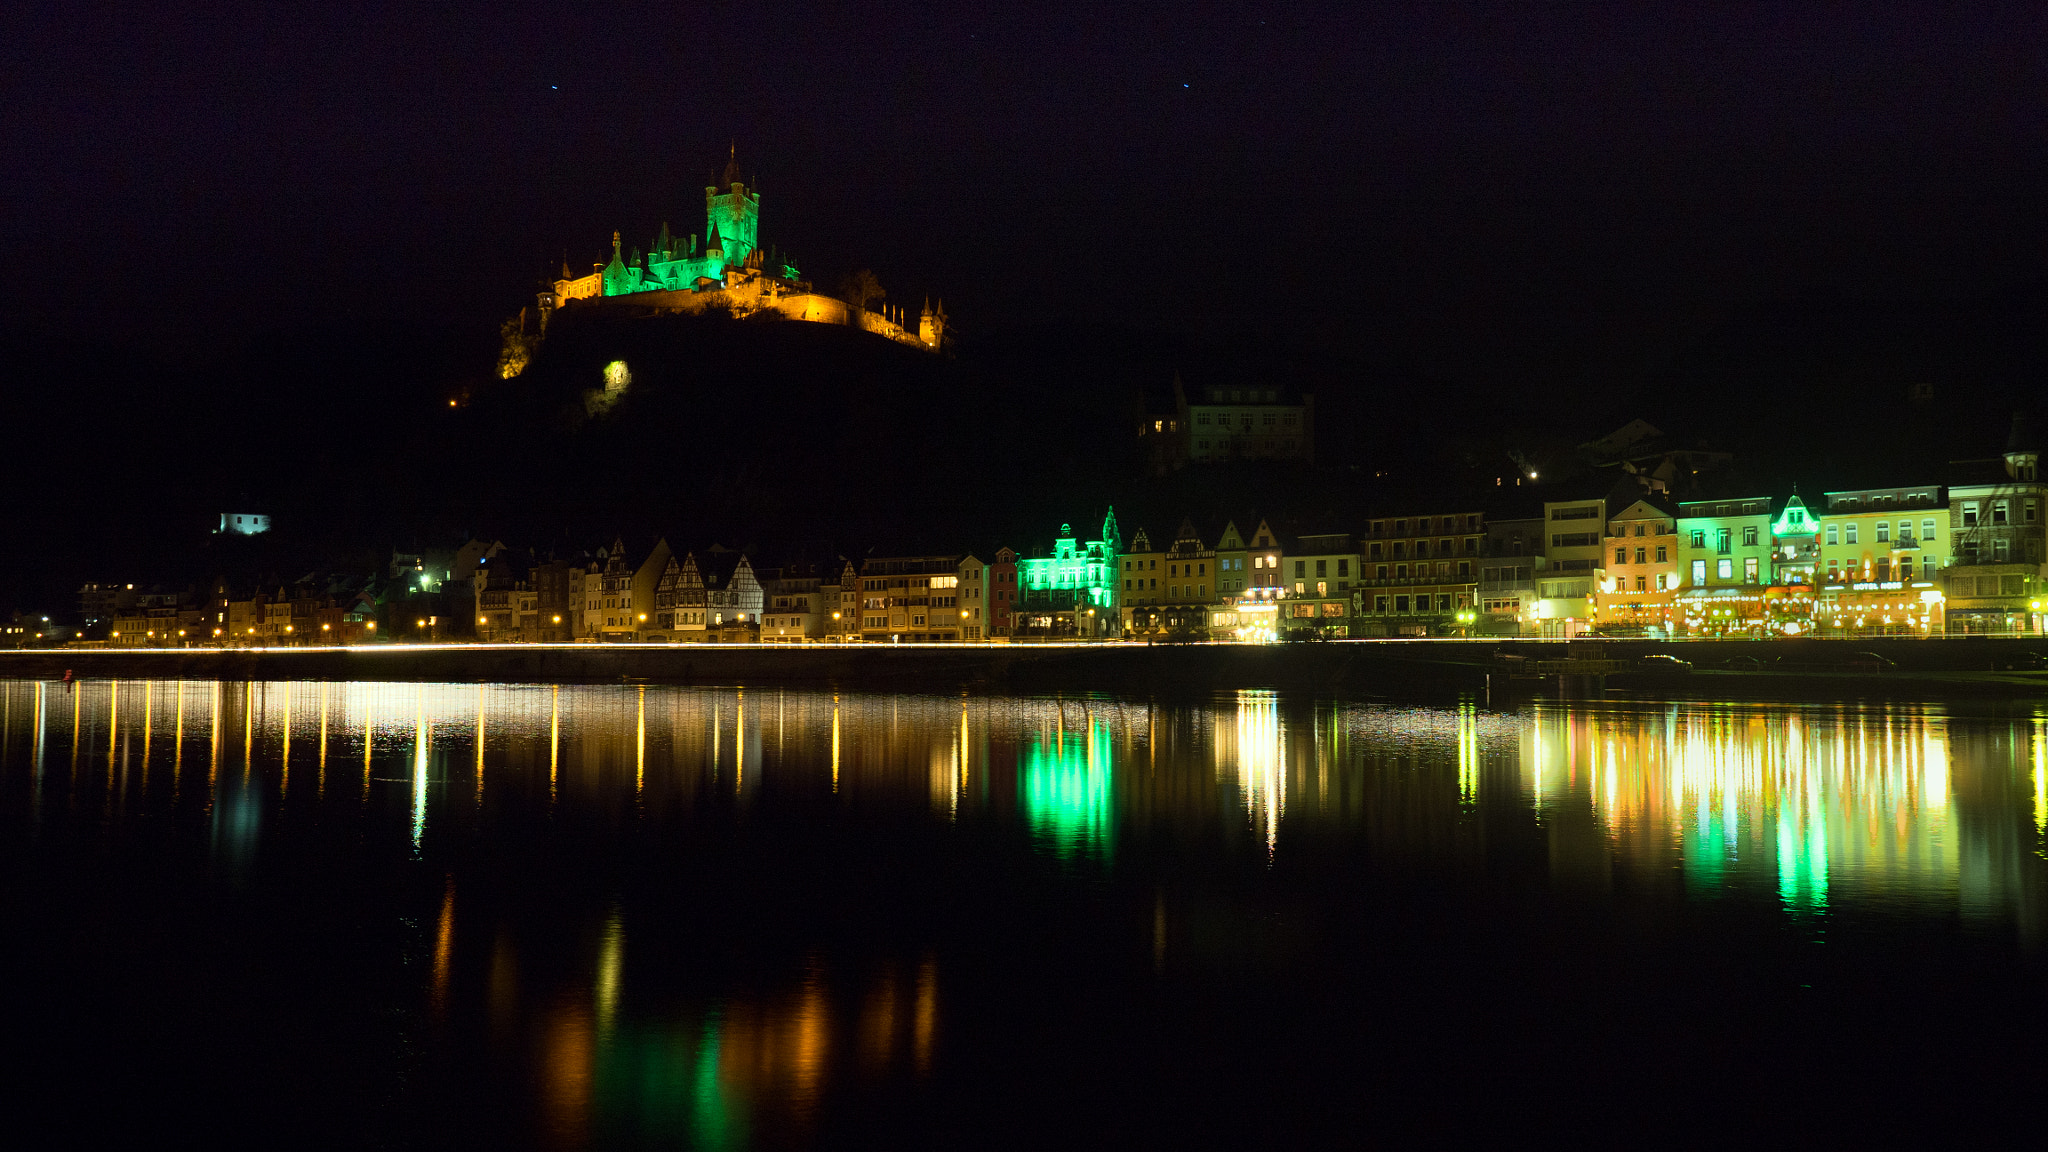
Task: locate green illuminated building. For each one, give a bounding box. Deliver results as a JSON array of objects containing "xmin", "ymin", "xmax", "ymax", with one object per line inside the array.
[{"xmin": 1014, "ymin": 510, "xmax": 1122, "ymax": 638}]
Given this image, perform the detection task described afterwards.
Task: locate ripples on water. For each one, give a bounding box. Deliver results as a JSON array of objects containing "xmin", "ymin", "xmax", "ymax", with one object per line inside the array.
[{"xmin": 0, "ymin": 680, "xmax": 2045, "ymax": 1145}]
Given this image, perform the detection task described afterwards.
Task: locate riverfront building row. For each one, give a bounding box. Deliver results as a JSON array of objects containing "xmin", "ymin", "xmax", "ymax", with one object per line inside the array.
[{"xmin": 42, "ymin": 417, "xmax": 2048, "ymax": 648}]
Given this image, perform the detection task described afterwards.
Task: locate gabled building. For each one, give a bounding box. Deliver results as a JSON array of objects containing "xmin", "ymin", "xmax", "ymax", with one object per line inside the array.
[
  {"xmin": 699, "ymin": 546, "xmax": 763, "ymax": 631},
  {"xmin": 1219, "ymin": 519, "xmax": 1286, "ymax": 641},
  {"xmin": 582, "ymin": 539, "xmax": 640, "ymax": 641},
  {"xmin": 652, "ymin": 551, "xmax": 707, "ymax": 638},
  {"xmin": 1125, "ymin": 520, "xmax": 1218, "ymax": 639},
  {"xmin": 1602, "ymin": 498, "xmax": 1679, "ymax": 635},
  {"xmin": 1118, "ymin": 527, "xmax": 1164, "ymax": 631}
]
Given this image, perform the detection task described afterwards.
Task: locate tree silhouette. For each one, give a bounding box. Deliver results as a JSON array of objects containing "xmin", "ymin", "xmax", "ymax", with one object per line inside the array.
[{"xmin": 840, "ymin": 268, "xmax": 884, "ymax": 312}]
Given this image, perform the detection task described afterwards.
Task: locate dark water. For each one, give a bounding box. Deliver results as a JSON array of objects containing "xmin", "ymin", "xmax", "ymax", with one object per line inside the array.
[{"xmin": 2, "ymin": 680, "xmax": 2045, "ymax": 1146}]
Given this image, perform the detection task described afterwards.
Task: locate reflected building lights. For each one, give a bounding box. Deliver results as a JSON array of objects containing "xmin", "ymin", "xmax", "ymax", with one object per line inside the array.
[
  {"xmin": 2035, "ymin": 724, "xmax": 2047, "ymax": 837},
  {"xmin": 432, "ymin": 876, "xmax": 455, "ymax": 1018},
  {"xmin": 1526, "ymin": 703, "xmax": 1960, "ymax": 915},
  {"xmin": 1021, "ymin": 713, "xmax": 1113, "ymax": 858},
  {"xmin": 412, "ymin": 695, "xmax": 430, "ymax": 853},
  {"xmin": 1457, "ymin": 700, "xmax": 1479, "ymax": 804},
  {"xmin": 476, "ymin": 684, "xmax": 487, "ymax": 805},
  {"xmin": 4, "ymin": 681, "xmax": 2046, "ymax": 1144},
  {"xmin": 595, "ymin": 904, "xmax": 623, "ymax": 1034},
  {"xmin": 1226, "ymin": 690, "xmax": 1284, "ymax": 856}
]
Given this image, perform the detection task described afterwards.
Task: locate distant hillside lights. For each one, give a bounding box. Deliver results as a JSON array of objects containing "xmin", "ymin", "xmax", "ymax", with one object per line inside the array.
[{"xmin": 530, "ymin": 150, "xmax": 947, "ymax": 354}]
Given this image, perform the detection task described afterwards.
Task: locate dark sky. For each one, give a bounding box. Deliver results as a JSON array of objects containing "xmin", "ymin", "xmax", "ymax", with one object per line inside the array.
[{"xmin": 7, "ymin": 1, "xmax": 2047, "ymax": 388}]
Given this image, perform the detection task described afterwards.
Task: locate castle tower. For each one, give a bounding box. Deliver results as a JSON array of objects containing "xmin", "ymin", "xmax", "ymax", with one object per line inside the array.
[
  {"xmin": 919, "ymin": 298, "xmax": 946, "ymax": 348},
  {"xmin": 703, "ymin": 146, "xmax": 760, "ymax": 271},
  {"xmin": 601, "ymin": 230, "xmax": 632, "ymax": 295}
]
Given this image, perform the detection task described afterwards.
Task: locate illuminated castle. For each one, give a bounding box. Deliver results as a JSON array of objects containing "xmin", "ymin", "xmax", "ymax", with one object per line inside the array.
[{"xmin": 538, "ymin": 150, "xmax": 945, "ymax": 352}]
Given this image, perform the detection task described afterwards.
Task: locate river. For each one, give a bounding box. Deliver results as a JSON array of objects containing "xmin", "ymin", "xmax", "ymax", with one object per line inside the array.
[{"xmin": 1, "ymin": 679, "xmax": 2043, "ymax": 1145}]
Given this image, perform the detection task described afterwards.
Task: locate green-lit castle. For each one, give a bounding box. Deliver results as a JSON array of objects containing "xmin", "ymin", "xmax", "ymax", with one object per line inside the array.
[{"xmin": 536, "ymin": 150, "xmax": 945, "ymax": 352}]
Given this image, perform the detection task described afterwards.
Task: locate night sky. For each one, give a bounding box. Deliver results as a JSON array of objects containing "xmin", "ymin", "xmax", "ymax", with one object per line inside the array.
[
  {"xmin": 4, "ymin": 3, "xmax": 2048, "ymax": 603},
  {"xmin": 8, "ymin": 4, "xmax": 2045, "ymax": 366}
]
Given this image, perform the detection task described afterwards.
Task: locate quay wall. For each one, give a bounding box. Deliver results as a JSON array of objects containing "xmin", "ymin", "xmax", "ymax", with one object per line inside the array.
[{"xmin": 2, "ymin": 637, "xmax": 2046, "ymax": 701}]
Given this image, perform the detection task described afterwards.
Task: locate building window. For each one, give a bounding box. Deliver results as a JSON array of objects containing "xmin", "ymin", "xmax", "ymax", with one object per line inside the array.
[
  {"xmin": 1716, "ymin": 529, "xmax": 1732, "ymax": 554},
  {"xmin": 1899, "ymin": 556, "xmax": 1913, "ymax": 580},
  {"xmin": 1457, "ymin": 561, "xmax": 1470, "ymax": 577},
  {"xmin": 1993, "ymin": 500, "xmax": 2009, "ymax": 525},
  {"xmin": 1615, "ymin": 547, "xmax": 1628, "ymax": 565},
  {"xmin": 2028, "ymin": 501, "xmax": 2039, "ymax": 524},
  {"xmin": 1655, "ymin": 545, "xmax": 1668, "ymax": 563},
  {"xmin": 1825, "ymin": 524, "xmax": 1839, "ymax": 545},
  {"xmin": 1742, "ymin": 526, "xmax": 1758, "ymax": 546},
  {"xmin": 1845, "ymin": 523, "xmax": 1858, "ymax": 545},
  {"xmin": 1395, "ymin": 596, "xmax": 1410, "ymax": 612},
  {"xmin": 1315, "ymin": 559, "xmax": 1327, "ymax": 577},
  {"xmin": 1717, "ymin": 558, "xmax": 1734, "ymax": 580},
  {"xmin": 1876, "ymin": 522, "xmax": 1889, "ymax": 543},
  {"xmin": 1692, "ymin": 560, "xmax": 1707, "ymax": 585},
  {"xmin": 1634, "ymin": 575, "xmax": 1646, "ymax": 591},
  {"xmin": 1963, "ymin": 502, "xmax": 1979, "ymax": 527},
  {"xmin": 1994, "ymin": 538, "xmax": 2011, "ymax": 562},
  {"xmin": 1690, "ymin": 529, "xmax": 1706, "ymax": 548},
  {"xmin": 1744, "ymin": 557, "xmax": 1758, "ymax": 583},
  {"xmin": 1634, "ymin": 547, "xmax": 1646, "ymax": 564}
]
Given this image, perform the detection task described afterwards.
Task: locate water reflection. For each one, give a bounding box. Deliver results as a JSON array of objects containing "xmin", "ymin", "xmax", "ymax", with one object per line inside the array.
[
  {"xmin": 1021, "ymin": 707, "xmax": 1113, "ymax": 858},
  {"xmin": 1516, "ymin": 704, "xmax": 1998, "ymax": 917},
  {"xmin": 3, "ymin": 679, "xmax": 2048, "ymax": 1144}
]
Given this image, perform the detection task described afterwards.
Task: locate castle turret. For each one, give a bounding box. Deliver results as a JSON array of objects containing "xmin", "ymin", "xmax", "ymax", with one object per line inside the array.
[
  {"xmin": 919, "ymin": 298, "xmax": 946, "ymax": 348},
  {"xmin": 703, "ymin": 145, "xmax": 760, "ymax": 269},
  {"xmin": 601, "ymin": 230, "xmax": 632, "ymax": 296}
]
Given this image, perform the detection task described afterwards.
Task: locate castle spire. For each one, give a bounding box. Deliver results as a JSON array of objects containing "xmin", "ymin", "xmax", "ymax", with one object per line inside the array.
[{"xmin": 723, "ymin": 141, "xmax": 742, "ymax": 189}]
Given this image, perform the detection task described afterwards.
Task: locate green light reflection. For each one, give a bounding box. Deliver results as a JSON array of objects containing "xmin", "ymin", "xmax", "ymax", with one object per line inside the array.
[{"xmin": 1021, "ymin": 716, "xmax": 1114, "ymax": 858}]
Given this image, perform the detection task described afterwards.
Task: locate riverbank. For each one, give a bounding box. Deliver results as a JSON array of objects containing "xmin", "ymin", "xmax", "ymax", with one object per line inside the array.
[{"xmin": 3, "ymin": 637, "xmax": 2046, "ymax": 701}]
